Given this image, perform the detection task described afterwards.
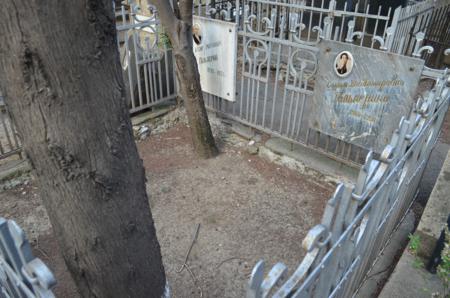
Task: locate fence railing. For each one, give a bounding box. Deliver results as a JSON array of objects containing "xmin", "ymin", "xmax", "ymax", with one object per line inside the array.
[
  {"xmin": 1, "ymin": 1, "xmax": 448, "ymax": 166},
  {"xmin": 0, "ymin": 217, "xmax": 56, "ymax": 297},
  {"xmin": 182, "ymin": 1, "xmax": 450, "ymax": 297},
  {"xmin": 194, "ymin": 0, "xmax": 240, "ymax": 22},
  {"xmin": 193, "ymin": 0, "xmax": 450, "ymax": 168},
  {"xmin": 391, "ymin": 0, "xmax": 450, "ymax": 68},
  {"xmin": 246, "ymin": 68, "xmax": 450, "ymax": 298},
  {"xmin": 1, "ymin": 2, "xmax": 449, "ymax": 297},
  {"xmin": 115, "ymin": 3, "xmax": 177, "ymax": 114},
  {"xmin": 199, "ymin": 0, "xmax": 397, "ymax": 166},
  {"xmin": 422, "ymin": 0, "xmax": 450, "ymax": 68}
]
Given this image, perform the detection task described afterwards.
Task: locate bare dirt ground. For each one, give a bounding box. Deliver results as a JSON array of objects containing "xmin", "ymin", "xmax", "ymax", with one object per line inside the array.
[
  {"xmin": 3, "ymin": 103, "xmax": 447, "ymax": 297},
  {"xmin": 0, "ymin": 113, "xmax": 333, "ymax": 297}
]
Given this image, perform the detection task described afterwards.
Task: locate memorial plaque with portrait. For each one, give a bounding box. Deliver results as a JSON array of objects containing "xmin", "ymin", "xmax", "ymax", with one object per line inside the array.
[
  {"xmin": 310, "ymin": 40, "xmax": 425, "ymax": 153},
  {"xmin": 192, "ymin": 16, "xmax": 237, "ymax": 102}
]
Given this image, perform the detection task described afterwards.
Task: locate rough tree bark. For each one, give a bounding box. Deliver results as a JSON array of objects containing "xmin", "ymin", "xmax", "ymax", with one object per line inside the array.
[
  {"xmin": 151, "ymin": 0, "xmax": 218, "ymax": 159},
  {"xmin": 0, "ymin": 1, "xmax": 166, "ymax": 297}
]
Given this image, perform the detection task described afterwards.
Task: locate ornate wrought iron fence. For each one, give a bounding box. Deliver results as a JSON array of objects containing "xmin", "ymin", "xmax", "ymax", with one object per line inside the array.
[
  {"xmin": 183, "ymin": 1, "xmax": 450, "ymax": 297},
  {"xmin": 422, "ymin": 1, "xmax": 450, "ymax": 68},
  {"xmin": 198, "ymin": 0, "xmax": 402, "ymax": 166},
  {"xmin": 0, "ymin": 217, "xmax": 56, "ymax": 297},
  {"xmin": 246, "ymin": 69, "xmax": 450, "ymax": 298},
  {"xmin": 391, "ymin": 0, "xmax": 450, "ymax": 68},
  {"xmin": 390, "ymin": 0, "xmax": 435, "ymax": 57},
  {"xmin": 194, "ymin": 0, "xmax": 240, "ymax": 22},
  {"xmin": 115, "ymin": 3, "xmax": 177, "ymax": 114},
  {"xmin": 194, "ymin": 0, "xmax": 450, "ymax": 166},
  {"xmin": 2, "ymin": 2, "xmax": 447, "ymax": 296}
]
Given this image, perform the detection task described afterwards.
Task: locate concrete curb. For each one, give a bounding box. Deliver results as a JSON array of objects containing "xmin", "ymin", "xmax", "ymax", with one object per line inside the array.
[
  {"xmin": 415, "ymin": 149, "xmax": 450, "ymax": 259},
  {"xmin": 378, "ymin": 150, "xmax": 450, "ymax": 298},
  {"xmin": 261, "ymin": 137, "xmax": 359, "ymax": 184},
  {"xmin": 379, "ymin": 249, "xmax": 446, "ymax": 298}
]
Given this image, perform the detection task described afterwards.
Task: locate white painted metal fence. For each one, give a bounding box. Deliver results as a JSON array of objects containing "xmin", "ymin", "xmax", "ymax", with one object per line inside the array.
[
  {"xmin": 195, "ymin": 0, "xmax": 422, "ymax": 165},
  {"xmin": 391, "ymin": 0, "xmax": 450, "ymax": 68},
  {"xmin": 0, "ymin": 2, "xmax": 449, "ymax": 298},
  {"xmin": 247, "ymin": 69, "xmax": 450, "ymax": 298},
  {"xmin": 189, "ymin": 1, "xmax": 450, "ymax": 297},
  {"xmin": 0, "ymin": 218, "xmax": 56, "ymax": 297},
  {"xmin": 191, "ymin": 0, "xmax": 450, "ymax": 167},
  {"xmin": 115, "ymin": 3, "xmax": 177, "ymax": 114}
]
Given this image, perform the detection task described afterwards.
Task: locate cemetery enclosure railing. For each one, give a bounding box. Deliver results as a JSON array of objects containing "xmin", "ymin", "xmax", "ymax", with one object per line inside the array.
[
  {"xmin": 391, "ymin": 0, "xmax": 450, "ymax": 68},
  {"xmin": 0, "ymin": 1, "xmax": 176, "ymax": 164},
  {"xmin": 0, "ymin": 217, "xmax": 56, "ymax": 297},
  {"xmin": 189, "ymin": 0, "xmax": 450, "ymax": 297},
  {"xmin": 194, "ymin": 0, "xmax": 450, "ymax": 166},
  {"xmin": 115, "ymin": 3, "xmax": 177, "ymax": 114},
  {"xmin": 247, "ymin": 69, "xmax": 450, "ymax": 298},
  {"xmin": 200, "ymin": 0, "xmax": 395, "ymax": 166}
]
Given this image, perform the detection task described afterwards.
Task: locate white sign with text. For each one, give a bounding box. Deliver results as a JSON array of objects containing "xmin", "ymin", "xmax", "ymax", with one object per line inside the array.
[{"xmin": 193, "ymin": 16, "xmax": 237, "ymax": 102}]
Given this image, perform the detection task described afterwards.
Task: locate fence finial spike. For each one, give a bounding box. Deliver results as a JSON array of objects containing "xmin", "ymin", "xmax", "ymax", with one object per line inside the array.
[{"xmin": 247, "ymin": 260, "xmax": 265, "ymax": 298}]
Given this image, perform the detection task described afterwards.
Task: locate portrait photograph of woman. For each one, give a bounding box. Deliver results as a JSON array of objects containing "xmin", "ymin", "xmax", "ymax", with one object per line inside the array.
[
  {"xmin": 334, "ymin": 51, "xmax": 354, "ymax": 77},
  {"xmin": 193, "ymin": 23, "xmax": 202, "ymax": 46}
]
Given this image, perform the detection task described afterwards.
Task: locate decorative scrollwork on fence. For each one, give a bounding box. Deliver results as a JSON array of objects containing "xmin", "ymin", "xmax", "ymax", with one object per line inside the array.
[
  {"xmin": 130, "ymin": 26, "xmax": 162, "ymax": 63},
  {"xmin": 244, "ymin": 7, "xmax": 275, "ymax": 36},
  {"xmin": 372, "ymin": 35, "xmax": 385, "ymax": 49},
  {"xmin": 288, "ymin": 49, "xmax": 318, "ymax": 80},
  {"xmin": 248, "ymin": 223, "xmax": 331, "ymax": 298},
  {"xmin": 289, "ymin": 13, "xmax": 306, "ymax": 39},
  {"xmin": 373, "ymin": 26, "xmax": 396, "ymax": 51},
  {"xmin": 118, "ymin": 3, "xmax": 162, "ymax": 62},
  {"xmin": 244, "ymin": 39, "xmax": 269, "ymax": 66},
  {"xmin": 413, "ymin": 32, "xmax": 434, "ymax": 58},
  {"xmin": 288, "ymin": 12, "xmax": 324, "ymax": 45},
  {"xmin": 246, "ymin": 69, "xmax": 450, "ymax": 297},
  {"xmin": 345, "ymin": 20, "xmax": 363, "ymax": 43},
  {"xmin": 219, "ymin": 2, "xmax": 233, "ymax": 21},
  {"xmin": 312, "ymin": 26, "xmax": 324, "ymax": 41},
  {"xmin": 206, "ymin": 7, "xmax": 216, "ymax": 17},
  {"xmin": 130, "ymin": 3, "xmax": 157, "ymax": 23},
  {"xmin": 0, "ymin": 218, "xmax": 56, "ymax": 298}
]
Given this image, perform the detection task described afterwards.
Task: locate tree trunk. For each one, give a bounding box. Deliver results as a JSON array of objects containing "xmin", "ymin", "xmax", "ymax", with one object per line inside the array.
[
  {"xmin": 0, "ymin": 1, "xmax": 166, "ymax": 297},
  {"xmin": 173, "ymin": 37, "xmax": 219, "ymax": 158},
  {"xmin": 152, "ymin": 0, "xmax": 218, "ymax": 159}
]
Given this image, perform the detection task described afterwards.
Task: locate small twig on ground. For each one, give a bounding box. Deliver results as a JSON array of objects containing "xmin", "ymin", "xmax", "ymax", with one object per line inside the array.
[
  {"xmin": 185, "ymin": 263, "xmax": 203, "ymax": 298},
  {"xmin": 176, "ymin": 223, "xmax": 203, "ymax": 297},
  {"xmin": 216, "ymin": 257, "xmax": 248, "ymax": 269},
  {"xmin": 176, "ymin": 223, "xmax": 201, "ymax": 273}
]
